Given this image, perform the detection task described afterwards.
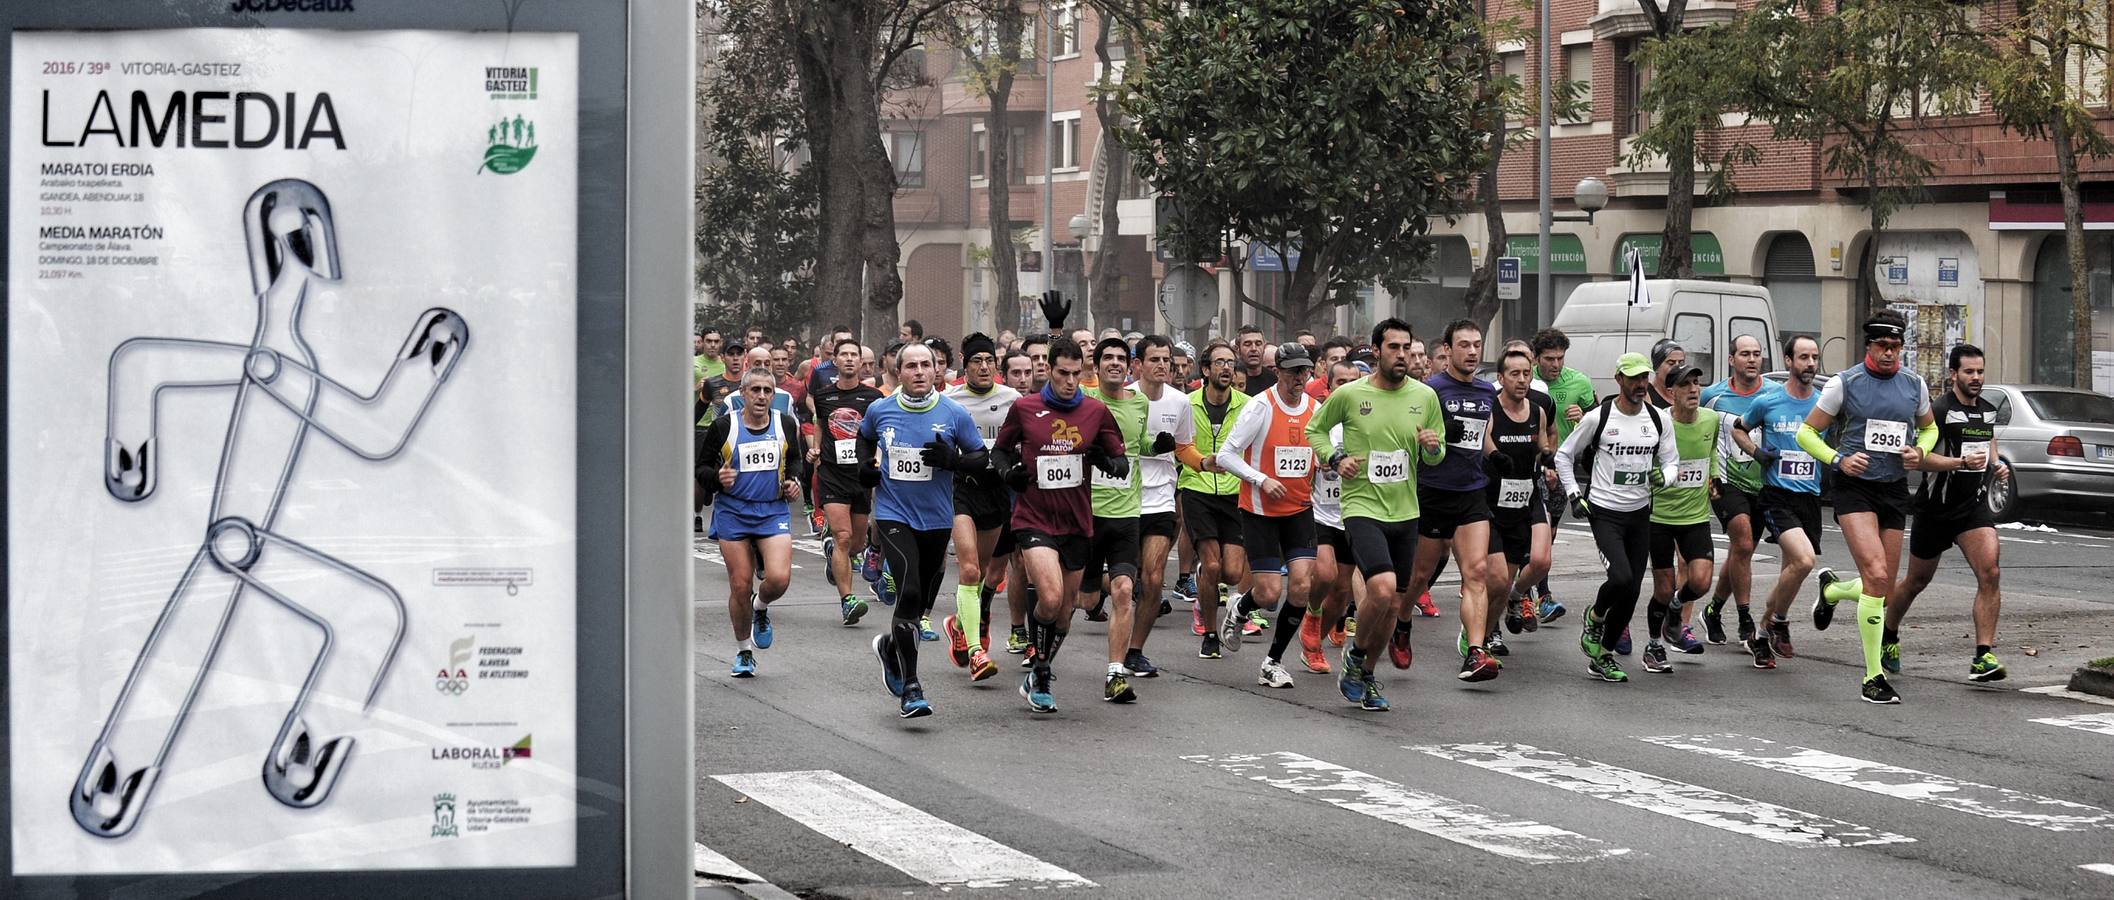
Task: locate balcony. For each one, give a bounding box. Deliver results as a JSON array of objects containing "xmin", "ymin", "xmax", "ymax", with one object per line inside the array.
[
  {"xmin": 1603, "ymin": 134, "xmax": 1712, "ymax": 197},
  {"xmin": 1589, "ymin": 0, "xmax": 1736, "ymax": 40}
]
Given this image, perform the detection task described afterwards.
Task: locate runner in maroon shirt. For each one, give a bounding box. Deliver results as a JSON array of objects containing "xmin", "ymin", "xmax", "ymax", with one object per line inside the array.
[{"xmin": 993, "ymin": 340, "xmax": 1127, "ymax": 713}]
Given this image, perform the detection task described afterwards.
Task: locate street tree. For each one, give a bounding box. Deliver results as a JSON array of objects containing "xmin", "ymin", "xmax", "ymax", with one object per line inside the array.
[
  {"xmin": 1984, "ymin": 0, "xmax": 2114, "ymax": 387},
  {"xmin": 935, "ymin": 1, "xmax": 1031, "ymax": 336},
  {"xmin": 1626, "ymin": 0, "xmax": 1755, "ymax": 278},
  {"xmin": 1121, "ymin": 0, "xmax": 1491, "ymax": 334},
  {"xmin": 697, "ymin": 0, "xmax": 820, "ymax": 339},
  {"xmin": 1084, "ymin": 2, "xmax": 1150, "ymax": 330}
]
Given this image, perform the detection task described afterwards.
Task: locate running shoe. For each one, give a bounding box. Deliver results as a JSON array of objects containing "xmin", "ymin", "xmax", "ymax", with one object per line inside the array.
[
  {"xmin": 1105, "ymin": 672, "xmax": 1137, "ymax": 703},
  {"xmin": 1580, "ymin": 610, "xmax": 1607, "ymax": 658},
  {"xmin": 1192, "ymin": 605, "xmax": 1207, "ymax": 636},
  {"xmin": 1768, "ymin": 618, "xmax": 1795, "ymax": 658},
  {"xmin": 1300, "ymin": 645, "xmax": 1331, "ymax": 674},
  {"xmin": 1458, "ymin": 646, "xmax": 1501, "ymax": 682},
  {"xmin": 1613, "ymin": 626, "xmax": 1632, "ymax": 656},
  {"xmin": 1513, "ymin": 594, "xmax": 1540, "ymax": 634},
  {"xmin": 730, "ymin": 650, "xmax": 757, "ymax": 678},
  {"xmin": 1258, "ymin": 659, "xmax": 1295, "ymax": 688},
  {"xmin": 1343, "ymin": 615, "xmax": 1358, "ymax": 638},
  {"xmin": 1861, "ymin": 673, "xmax": 1901, "ymax": 704},
  {"xmin": 1360, "ymin": 676, "xmax": 1390, "ymax": 711},
  {"xmin": 1174, "ymin": 573, "xmax": 1197, "ymax": 601},
  {"xmin": 1641, "ymin": 641, "xmax": 1673, "ymax": 674},
  {"xmin": 1220, "ymin": 606, "xmax": 1246, "ymax": 652},
  {"xmin": 1414, "ymin": 592, "xmax": 1440, "ymax": 617},
  {"xmin": 943, "ymin": 615, "xmax": 971, "ymax": 667},
  {"xmin": 1455, "ymin": 628, "xmax": 1470, "ymax": 659},
  {"xmin": 1123, "ymin": 649, "xmax": 1160, "ymax": 678},
  {"xmin": 1969, "ymin": 651, "xmax": 2007, "ymax": 683},
  {"xmin": 1199, "ymin": 634, "xmax": 1223, "ymax": 659},
  {"xmin": 1747, "ymin": 635, "xmax": 1777, "ymax": 669},
  {"xmin": 1159, "ymin": 598, "xmax": 1173, "ymax": 618},
  {"xmin": 861, "ymin": 546, "xmax": 882, "ymax": 584},
  {"xmin": 1300, "ymin": 611, "xmax": 1325, "ymax": 655},
  {"xmin": 810, "ymin": 507, "xmax": 826, "ymax": 535},
  {"xmin": 1338, "ymin": 649, "xmax": 1369, "ymax": 703},
  {"xmin": 1329, "ymin": 620, "xmax": 1347, "ymax": 647},
  {"xmin": 1084, "ymin": 600, "xmax": 1110, "ymax": 623},
  {"xmin": 1881, "ymin": 640, "xmax": 1902, "ymax": 675},
  {"xmin": 918, "ymin": 615, "xmax": 937, "ymax": 642},
  {"xmin": 1812, "ymin": 567, "xmax": 1843, "ymax": 631},
  {"xmin": 968, "ymin": 648, "xmax": 999, "ymax": 682},
  {"xmin": 1702, "ymin": 596, "xmax": 1727, "ymax": 645},
  {"xmin": 1486, "ymin": 632, "xmax": 1509, "ymax": 657},
  {"xmin": 1388, "ymin": 625, "xmax": 1414, "ymax": 669},
  {"xmin": 871, "ymin": 569, "xmax": 896, "ymax": 607},
  {"xmin": 1246, "ymin": 610, "xmax": 1268, "ymax": 636},
  {"xmin": 1670, "ymin": 625, "xmax": 1705, "ymax": 655},
  {"xmin": 1586, "ymin": 653, "xmax": 1628, "ymax": 682},
  {"xmin": 822, "ymin": 536, "xmax": 838, "ymax": 588},
  {"xmin": 1538, "ymin": 597, "xmax": 1567, "ymax": 623},
  {"xmin": 752, "ymin": 603, "xmax": 774, "ymax": 649},
  {"xmin": 1021, "ymin": 673, "xmax": 1056, "ymax": 713},
  {"xmin": 899, "ymin": 684, "xmax": 933, "ymax": 719},
  {"xmin": 873, "ymin": 634, "xmax": 904, "ymax": 697},
  {"xmin": 841, "ymin": 595, "xmax": 868, "ymax": 626},
  {"xmin": 1006, "ymin": 626, "xmax": 1029, "ymax": 654}
]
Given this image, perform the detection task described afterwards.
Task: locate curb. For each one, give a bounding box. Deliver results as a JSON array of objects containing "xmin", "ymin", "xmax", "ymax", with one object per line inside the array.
[
  {"xmin": 696, "ymin": 883, "xmax": 801, "ymax": 900},
  {"xmin": 2067, "ymin": 664, "xmax": 2114, "ymax": 699}
]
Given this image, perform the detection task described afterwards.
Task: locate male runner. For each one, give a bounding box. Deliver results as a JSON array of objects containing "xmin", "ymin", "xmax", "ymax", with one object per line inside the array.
[
  {"xmin": 1125, "ymin": 335, "xmax": 1194, "ymax": 678},
  {"xmin": 1176, "ymin": 342, "xmax": 1251, "ymax": 658},
  {"xmin": 1021, "ymin": 334, "xmax": 1052, "ymax": 391},
  {"xmin": 1797, "ymin": 310, "xmax": 1936, "ymax": 704},
  {"xmin": 1486, "ymin": 348, "xmax": 1556, "ymax": 650},
  {"xmin": 1646, "ymin": 340, "xmax": 1685, "ymax": 409},
  {"xmin": 991, "ymin": 340, "xmax": 1128, "ymax": 712},
  {"xmin": 1307, "ymin": 319, "xmax": 1446, "ymax": 710},
  {"xmin": 1701, "ymin": 334, "xmax": 1769, "ymax": 646},
  {"xmin": 809, "ymin": 338, "xmax": 885, "ymax": 624},
  {"xmin": 1885, "ymin": 343, "xmax": 2009, "ymax": 682},
  {"xmin": 1641, "ymin": 363, "xmax": 1722, "ymax": 672},
  {"xmin": 1238, "ymin": 324, "xmax": 1275, "ymax": 395},
  {"xmin": 697, "ymin": 368, "xmax": 807, "ymax": 677},
  {"xmin": 940, "ymin": 334, "xmax": 1022, "ymax": 682},
  {"xmin": 998, "ymin": 350, "xmax": 1038, "ymax": 653},
  {"xmin": 1080, "ymin": 337, "xmax": 1154, "ymax": 703},
  {"xmin": 1530, "ymin": 328, "xmax": 1596, "ymax": 623},
  {"xmin": 862, "ymin": 343, "xmax": 987, "ymax": 718},
  {"xmin": 1307, "ymin": 361, "xmax": 1365, "ymax": 663},
  {"xmin": 1216, "ymin": 342, "xmax": 1321, "ymax": 688},
  {"xmin": 1398, "ymin": 320, "xmax": 1502, "ymax": 681},
  {"xmin": 1555, "ymin": 353, "xmax": 1679, "ymax": 683},
  {"xmin": 1728, "ymin": 335, "xmax": 1825, "ymax": 669}
]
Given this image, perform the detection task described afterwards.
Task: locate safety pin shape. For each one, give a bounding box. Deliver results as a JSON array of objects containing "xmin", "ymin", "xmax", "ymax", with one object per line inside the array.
[{"xmin": 73, "ymin": 179, "xmax": 468, "ymax": 837}]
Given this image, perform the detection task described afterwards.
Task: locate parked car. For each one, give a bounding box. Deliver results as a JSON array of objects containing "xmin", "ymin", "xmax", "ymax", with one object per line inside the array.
[{"xmin": 1982, "ymin": 384, "xmax": 2114, "ymax": 522}]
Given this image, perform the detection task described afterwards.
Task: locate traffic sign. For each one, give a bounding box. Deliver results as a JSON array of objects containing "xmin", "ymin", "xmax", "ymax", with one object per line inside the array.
[
  {"xmin": 1158, "ymin": 266, "xmax": 1218, "ymax": 330},
  {"xmin": 1497, "ymin": 256, "xmax": 1521, "ymax": 301}
]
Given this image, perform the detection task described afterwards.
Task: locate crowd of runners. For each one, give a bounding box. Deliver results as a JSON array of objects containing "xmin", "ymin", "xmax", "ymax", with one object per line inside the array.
[{"xmin": 692, "ymin": 294, "xmax": 2013, "ymax": 717}]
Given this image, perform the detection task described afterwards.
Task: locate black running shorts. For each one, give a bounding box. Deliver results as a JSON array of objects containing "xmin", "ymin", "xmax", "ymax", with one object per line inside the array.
[
  {"xmin": 1832, "ymin": 476, "xmax": 1912, "ymax": 532},
  {"xmin": 1417, "ymin": 485, "xmax": 1492, "ymax": 540},
  {"xmin": 1241, "ymin": 508, "xmax": 1317, "ymax": 571},
  {"xmin": 953, "ymin": 481, "xmax": 1011, "ymax": 531},
  {"xmin": 1014, "ymin": 528, "xmax": 1088, "ymax": 571},
  {"xmin": 1712, "ymin": 483, "xmax": 1758, "ymax": 529},
  {"xmin": 1908, "ymin": 504, "xmax": 1994, "ymax": 561},
  {"xmin": 1758, "ymin": 486, "xmax": 1823, "ymax": 549},
  {"xmin": 1181, "ymin": 489, "xmax": 1244, "ymax": 546},
  {"xmin": 816, "ymin": 466, "xmax": 872, "ymax": 515},
  {"xmin": 1082, "ymin": 515, "xmax": 1143, "ymax": 591},
  {"xmin": 1343, "ymin": 516, "xmax": 1419, "ymax": 581},
  {"xmin": 1650, "ymin": 520, "xmax": 1714, "ymax": 570}
]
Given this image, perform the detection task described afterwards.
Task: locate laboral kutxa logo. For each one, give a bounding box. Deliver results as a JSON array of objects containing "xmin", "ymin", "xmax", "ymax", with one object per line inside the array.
[
  {"xmin": 433, "ymin": 734, "xmax": 534, "ymax": 769},
  {"xmin": 479, "ymin": 65, "xmax": 542, "ymax": 175}
]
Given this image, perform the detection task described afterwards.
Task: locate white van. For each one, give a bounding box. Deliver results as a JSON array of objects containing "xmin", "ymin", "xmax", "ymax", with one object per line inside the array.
[{"xmin": 1548, "ymin": 279, "xmax": 1779, "ymax": 395}]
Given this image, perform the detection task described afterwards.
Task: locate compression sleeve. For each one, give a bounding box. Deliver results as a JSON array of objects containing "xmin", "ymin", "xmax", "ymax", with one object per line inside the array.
[
  {"xmin": 1307, "ymin": 390, "xmax": 1342, "ymax": 461},
  {"xmin": 1177, "ymin": 443, "xmax": 1206, "ymax": 470},
  {"xmin": 1916, "ymin": 420, "xmax": 1939, "ymax": 453},
  {"xmin": 1215, "ymin": 400, "xmax": 1272, "ymax": 486},
  {"xmin": 1553, "ymin": 409, "xmax": 1592, "ymax": 498},
  {"xmin": 1795, "ymin": 422, "xmax": 1838, "ymax": 466}
]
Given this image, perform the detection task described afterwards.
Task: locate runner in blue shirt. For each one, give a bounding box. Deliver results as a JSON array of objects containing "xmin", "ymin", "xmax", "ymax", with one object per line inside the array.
[
  {"xmin": 859, "ymin": 342, "xmax": 987, "ymax": 719},
  {"xmin": 1728, "ymin": 334, "xmax": 1823, "ymax": 670},
  {"xmin": 1399, "ymin": 319, "xmax": 1504, "ymax": 683},
  {"xmin": 1698, "ymin": 333, "xmax": 1770, "ymax": 648},
  {"xmin": 696, "ymin": 367, "xmax": 808, "ymax": 678}
]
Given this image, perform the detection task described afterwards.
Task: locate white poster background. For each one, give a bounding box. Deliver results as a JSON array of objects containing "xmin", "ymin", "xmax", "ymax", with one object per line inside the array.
[{"xmin": 9, "ymin": 30, "xmax": 578, "ymax": 873}]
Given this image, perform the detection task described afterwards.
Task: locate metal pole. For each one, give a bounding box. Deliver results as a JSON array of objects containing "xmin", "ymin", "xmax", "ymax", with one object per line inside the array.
[
  {"xmin": 1536, "ymin": 0, "xmax": 1553, "ymax": 325},
  {"xmin": 1042, "ymin": 0, "xmax": 1057, "ymax": 330}
]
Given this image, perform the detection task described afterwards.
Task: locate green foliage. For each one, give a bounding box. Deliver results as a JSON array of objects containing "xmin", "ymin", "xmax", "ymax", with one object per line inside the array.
[
  {"xmin": 696, "ymin": 0, "xmax": 820, "ymax": 338},
  {"xmin": 1120, "ymin": 0, "xmax": 1491, "ymax": 315},
  {"xmin": 1629, "ymin": 25, "xmax": 1761, "ymax": 199},
  {"xmin": 1983, "ymin": 0, "xmax": 2114, "ymax": 160}
]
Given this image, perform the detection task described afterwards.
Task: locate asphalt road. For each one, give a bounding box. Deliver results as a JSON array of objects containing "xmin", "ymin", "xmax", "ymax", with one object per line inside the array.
[{"xmin": 692, "ymin": 510, "xmax": 2114, "ymax": 900}]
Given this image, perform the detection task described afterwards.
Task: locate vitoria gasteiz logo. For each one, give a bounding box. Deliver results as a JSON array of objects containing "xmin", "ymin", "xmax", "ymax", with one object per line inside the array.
[{"xmin": 480, "ymin": 66, "xmax": 542, "ymax": 175}]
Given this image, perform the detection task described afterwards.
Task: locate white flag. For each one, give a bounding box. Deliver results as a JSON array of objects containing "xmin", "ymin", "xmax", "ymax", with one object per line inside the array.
[{"xmin": 1626, "ymin": 247, "xmax": 1652, "ymax": 309}]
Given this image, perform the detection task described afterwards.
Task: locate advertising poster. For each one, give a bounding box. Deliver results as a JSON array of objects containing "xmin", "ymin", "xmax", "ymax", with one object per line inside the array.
[{"xmin": 8, "ymin": 29, "xmax": 580, "ymax": 873}]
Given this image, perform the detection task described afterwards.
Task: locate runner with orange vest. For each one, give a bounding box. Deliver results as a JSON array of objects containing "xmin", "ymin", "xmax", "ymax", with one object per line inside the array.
[{"xmin": 1214, "ymin": 342, "xmax": 1322, "ymax": 689}]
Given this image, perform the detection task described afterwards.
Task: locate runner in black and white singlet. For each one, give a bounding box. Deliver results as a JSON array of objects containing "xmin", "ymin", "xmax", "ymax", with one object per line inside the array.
[
  {"xmin": 1484, "ymin": 349, "xmax": 1556, "ymax": 653},
  {"xmin": 940, "ymin": 333, "xmax": 1021, "ymax": 683}
]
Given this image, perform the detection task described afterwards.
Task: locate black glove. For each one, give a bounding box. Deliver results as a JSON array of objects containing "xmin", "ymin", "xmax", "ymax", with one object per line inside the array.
[
  {"xmin": 992, "ymin": 449, "xmax": 1029, "ymax": 491},
  {"xmin": 1087, "ymin": 447, "xmax": 1129, "ymax": 479},
  {"xmin": 1752, "ymin": 443, "xmax": 1780, "ymax": 467},
  {"xmin": 1485, "ymin": 451, "xmax": 1516, "ymax": 479},
  {"xmin": 858, "ymin": 464, "xmax": 882, "ymax": 488},
  {"xmin": 1038, "ymin": 290, "xmax": 1071, "ymax": 329},
  {"xmin": 1568, "ymin": 493, "xmax": 1590, "ymax": 521},
  {"xmin": 1443, "ymin": 416, "xmax": 1465, "ymax": 445},
  {"xmin": 920, "ymin": 439, "xmax": 959, "ymax": 471},
  {"xmin": 1537, "ymin": 451, "xmax": 1557, "ymax": 473},
  {"xmin": 1151, "ymin": 432, "xmax": 1177, "ymax": 455}
]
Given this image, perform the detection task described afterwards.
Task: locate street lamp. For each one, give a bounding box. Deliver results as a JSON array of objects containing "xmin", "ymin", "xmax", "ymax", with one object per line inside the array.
[
  {"xmin": 1069, "ymin": 213, "xmax": 1090, "ymax": 242},
  {"xmin": 1557, "ymin": 177, "xmax": 1608, "ymax": 224},
  {"xmin": 1068, "ymin": 213, "xmax": 1092, "ymax": 327}
]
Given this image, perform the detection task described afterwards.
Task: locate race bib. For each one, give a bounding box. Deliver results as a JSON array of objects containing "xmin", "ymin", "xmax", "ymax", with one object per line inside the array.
[
  {"xmin": 1317, "ymin": 472, "xmax": 1341, "ymax": 505},
  {"xmin": 1037, "ymin": 454, "xmax": 1084, "ymax": 489},
  {"xmin": 1497, "ymin": 478, "xmax": 1533, "ymax": 509},
  {"xmin": 1092, "ymin": 458, "xmax": 1132, "ymax": 489},
  {"xmin": 1959, "ymin": 440, "xmax": 1990, "ymax": 472},
  {"xmin": 1777, "ymin": 450, "xmax": 1817, "ymax": 482},
  {"xmin": 1452, "ymin": 417, "xmax": 1487, "ymax": 452},
  {"xmin": 1274, "ymin": 445, "xmax": 1313, "ymax": 479},
  {"xmin": 1675, "ymin": 459, "xmax": 1709, "ymax": 488},
  {"xmin": 887, "ymin": 446, "xmax": 931, "ymax": 482},
  {"xmin": 1367, "ymin": 449, "xmax": 1410, "ymax": 484},
  {"xmin": 738, "ymin": 442, "xmax": 778, "ymax": 473},
  {"xmin": 834, "ymin": 438, "xmax": 858, "ymax": 465},
  {"xmin": 1727, "ymin": 440, "xmax": 1753, "ymax": 463},
  {"xmin": 1866, "ymin": 419, "xmax": 1908, "ymax": 455},
  {"xmin": 1611, "ymin": 448, "xmax": 1651, "ymax": 486}
]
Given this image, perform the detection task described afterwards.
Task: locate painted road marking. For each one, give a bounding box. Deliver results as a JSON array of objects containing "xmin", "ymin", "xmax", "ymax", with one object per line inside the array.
[
  {"xmin": 693, "ymin": 841, "xmax": 762, "ymax": 882},
  {"xmin": 2022, "ymin": 685, "xmax": 2114, "ymax": 708},
  {"xmin": 1641, "ymin": 734, "xmax": 2114, "ymax": 833},
  {"xmin": 2032, "ymin": 712, "xmax": 2114, "ymax": 737},
  {"xmin": 1187, "ymin": 752, "xmax": 1627, "ymax": 864},
  {"xmin": 1412, "ymin": 743, "xmax": 1910, "ymax": 848},
  {"xmin": 2082, "ymin": 863, "xmax": 2114, "ymax": 877},
  {"xmin": 712, "ymin": 770, "xmax": 1094, "ymax": 889}
]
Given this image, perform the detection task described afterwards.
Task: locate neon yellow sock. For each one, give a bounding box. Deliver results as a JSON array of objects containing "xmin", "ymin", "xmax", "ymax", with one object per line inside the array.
[
  {"xmin": 1858, "ymin": 593, "xmax": 1886, "ymax": 679},
  {"xmin": 956, "ymin": 584, "xmax": 984, "ymax": 652},
  {"xmin": 1824, "ymin": 574, "xmax": 1864, "ymax": 606}
]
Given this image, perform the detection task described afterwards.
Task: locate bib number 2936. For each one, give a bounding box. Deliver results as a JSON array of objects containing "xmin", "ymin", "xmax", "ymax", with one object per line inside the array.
[{"xmin": 1866, "ymin": 419, "xmax": 1908, "ymax": 455}]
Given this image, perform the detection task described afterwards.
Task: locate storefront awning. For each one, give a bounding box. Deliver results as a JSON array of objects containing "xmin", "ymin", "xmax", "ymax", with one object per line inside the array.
[{"xmin": 1614, "ymin": 232, "xmax": 1725, "ymax": 276}]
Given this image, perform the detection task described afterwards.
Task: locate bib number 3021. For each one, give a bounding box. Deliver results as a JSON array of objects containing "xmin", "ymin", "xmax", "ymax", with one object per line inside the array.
[{"xmin": 1368, "ymin": 449, "xmax": 1409, "ymax": 484}]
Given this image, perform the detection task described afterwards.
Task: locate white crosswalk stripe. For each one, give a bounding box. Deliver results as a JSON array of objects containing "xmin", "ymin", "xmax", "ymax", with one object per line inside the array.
[
  {"xmin": 1640, "ymin": 733, "xmax": 2114, "ymax": 833},
  {"xmin": 712, "ymin": 770, "xmax": 1094, "ymax": 889},
  {"xmin": 2031, "ymin": 712, "xmax": 2114, "ymax": 737},
  {"xmin": 2082, "ymin": 863, "xmax": 2114, "ymax": 877},
  {"xmin": 693, "ymin": 841, "xmax": 762, "ymax": 883},
  {"xmin": 1187, "ymin": 752, "xmax": 1629, "ymax": 864},
  {"xmin": 1412, "ymin": 742, "xmax": 1911, "ymax": 847}
]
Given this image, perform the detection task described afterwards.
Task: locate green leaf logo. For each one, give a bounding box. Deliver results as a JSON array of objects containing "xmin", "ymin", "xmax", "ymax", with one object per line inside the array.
[{"xmin": 479, "ymin": 114, "xmax": 539, "ymax": 175}]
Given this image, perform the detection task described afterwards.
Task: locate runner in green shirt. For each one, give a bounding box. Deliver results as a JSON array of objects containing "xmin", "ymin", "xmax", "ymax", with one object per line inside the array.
[
  {"xmin": 1641, "ymin": 364, "xmax": 1723, "ymax": 674},
  {"xmin": 1080, "ymin": 337, "xmax": 1154, "ymax": 703},
  {"xmin": 1304, "ymin": 318, "xmax": 1445, "ymax": 712}
]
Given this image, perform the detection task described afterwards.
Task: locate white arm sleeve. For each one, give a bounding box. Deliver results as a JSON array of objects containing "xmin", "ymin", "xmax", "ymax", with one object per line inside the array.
[
  {"xmin": 1215, "ymin": 399, "xmax": 1272, "ymax": 486},
  {"xmin": 1657, "ymin": 413, "xmax": 1684, "ymax": 485},
  {"xmin": 1553, "ymin": 407, "xmax": 1596, "ymax": 498}
]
